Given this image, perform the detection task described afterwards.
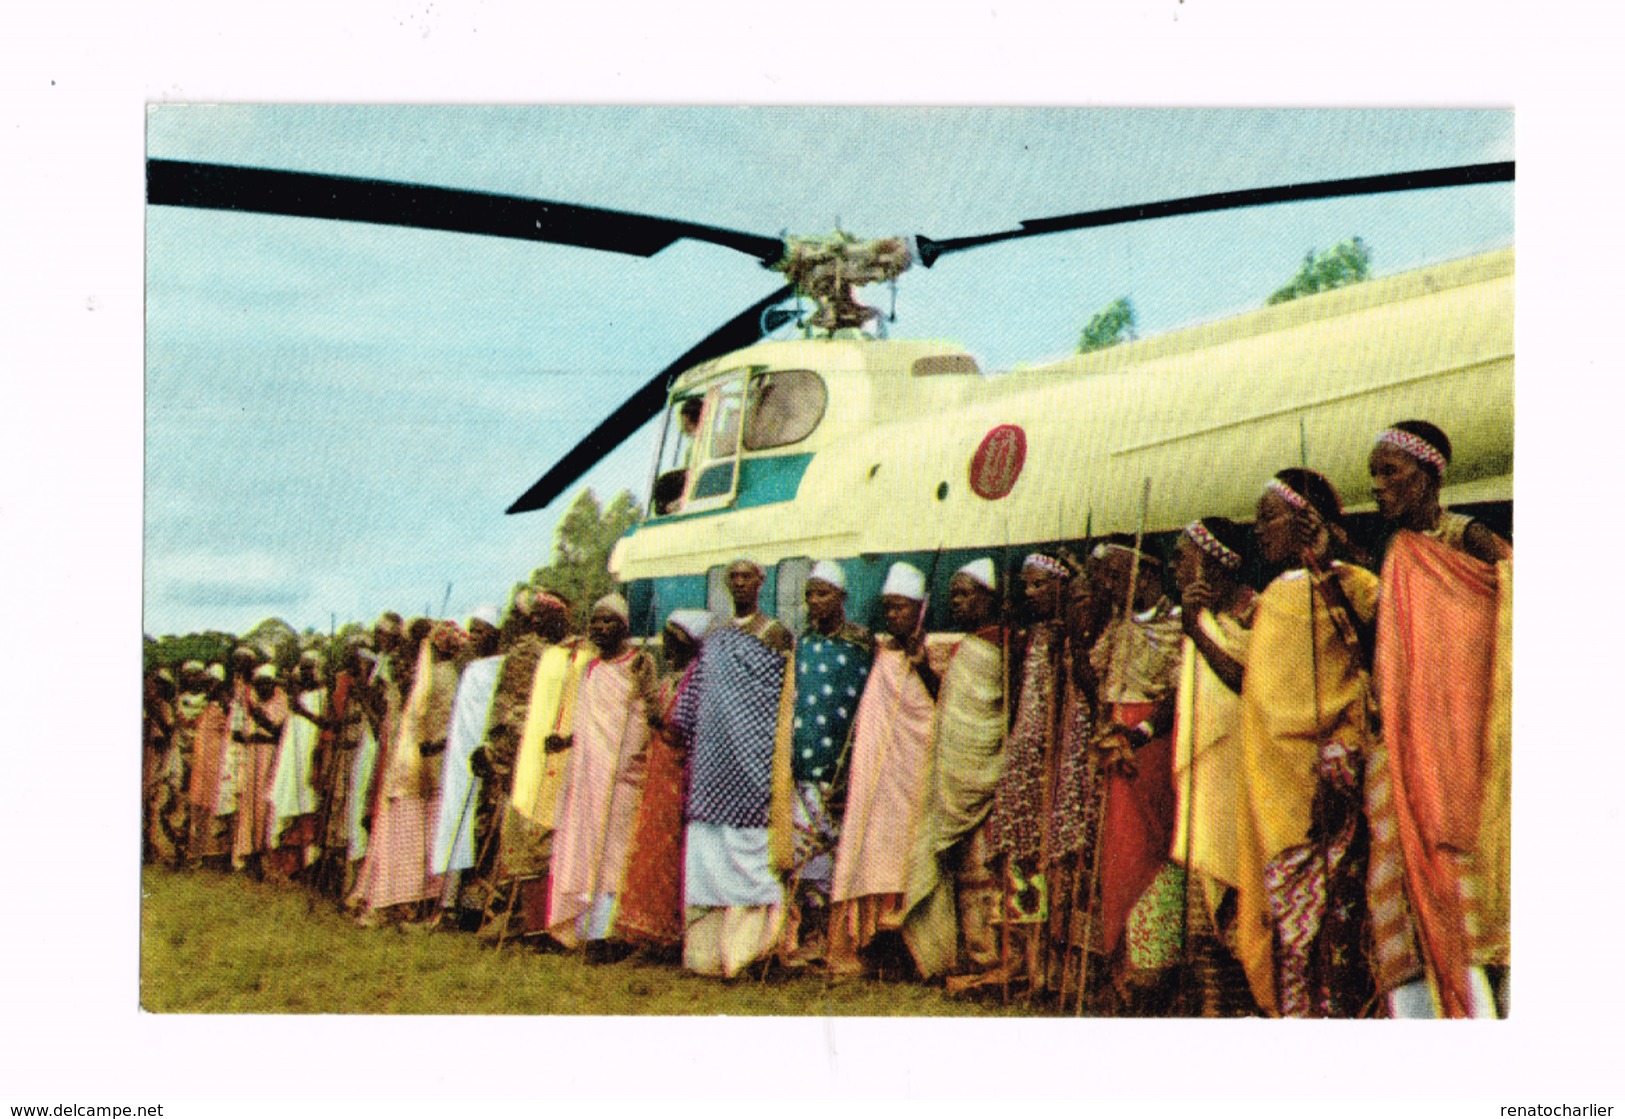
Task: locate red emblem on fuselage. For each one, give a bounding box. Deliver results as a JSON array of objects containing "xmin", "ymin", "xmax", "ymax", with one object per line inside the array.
[{"xmin": 969, "ymin": 424, "xmax": 1027, "ymax": 500}]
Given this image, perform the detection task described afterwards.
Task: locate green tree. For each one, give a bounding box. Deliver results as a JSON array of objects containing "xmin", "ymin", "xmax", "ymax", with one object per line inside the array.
[
  {"xmin": 143, "ymin": 630, "xmax": 237, "ymax": 672},
  {"xmin": 1077, "ymin": 296, "xmax": 1137, "ymax": 354},
  {"xmin": 1266, "ymin": 237, "xmax": 1371, "ymax": 305},
  {"xmin": 242, "ymin": 617, "xmax": 299, "ymax": 667},
  {"xmin": 528, "ymin": 488, "xmax": 643, "ymax": 629}
]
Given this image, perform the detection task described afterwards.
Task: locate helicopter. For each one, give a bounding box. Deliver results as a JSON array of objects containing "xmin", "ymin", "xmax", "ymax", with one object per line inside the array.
[{"xmin": 146, "ymin": 155, "xmax": 1513, "ymax": 636}]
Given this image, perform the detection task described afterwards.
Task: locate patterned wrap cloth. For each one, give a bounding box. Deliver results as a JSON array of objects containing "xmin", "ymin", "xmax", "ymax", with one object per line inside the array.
[
  {"xmin": 901, "ymin": 628, "xmax": 1008, "ymax": 979},
  {"xmin": 618, "ymin": 666, "xmax": 699, "ymax": 949},
  {"xmin": 781, "ymin": 623, "xmax": 873, "ymax": 961},
  {"xmin": 679, "ymin": 624, "xmax": 792, "ymax": 830},
  {"xmin": 674, "ymin": 619, "xmax": 796, "ymax": 977}
]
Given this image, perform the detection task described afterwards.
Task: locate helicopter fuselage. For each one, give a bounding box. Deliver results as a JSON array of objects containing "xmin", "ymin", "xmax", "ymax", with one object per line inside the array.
[{"xmin": 611, "ymin": 247, "xmax": 1513, "ymax": 636}]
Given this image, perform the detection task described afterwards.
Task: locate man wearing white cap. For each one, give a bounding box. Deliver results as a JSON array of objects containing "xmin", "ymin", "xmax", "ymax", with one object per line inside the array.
[
  {"xmin": 547, "ymin": 594, "xmax": 659, "ymax": 958},
  {"xmin": 781, "ymin": 560, "xmax": 875, "ymax": 967},
  {"xmin": 902, "ymin": 557, "xmax": 1011, "ymax": 982},
  {"xmin": 186, "ymin": 663, "xmax": 235, "ymax": 867},
  {"xmin": 471, "ymin": 589, "xmax": 568, "ymax": 885},
  {"xmin": 496, "ymin": 591, "xmax": 593, "ymax": 937},
  {"xmin": 827, "ymin": 561, "xmax": 939, "ymax": 978},
  {"xmin": 234, "ymin": 662, "xmax": 289, "ymax": 875},
  {"xmin": 350, "ymin": 623, "xmax": 467, "ymax": 923},
  {"xmin": 143, "ymin": 667, "xmax": 176, "ymax": 791},
  {"xmin": 214, "ymin": 646, "xmax": 261, "ymax": 869},
  {"xmin": 309, "ymin": 637, "xmax": 373, "ymax": 896},
  {"xmin": 618, "ymin": 608, "xmax": 712, "ymax": 951},
  {"xmin": 266, "ymin": 652, "xmax": 328, "ymax": 882},
  {"xmin": 428, "ymin": 609, "xmax": 506, "ymax": 915},
  {"xmin": 1086, "ymin": 537, "xmax": 1184, "ymax": 1012},
  {"xmin": 144, "ymin": 666, "xmax": 184, "ymax": 866},
  {"xmin": 982, "ymin": 551, "xmax": 1098, "ymax": 994},
  {"xmin": 673, "ymin": 561, "xmax": 798, "ymax": 978}
]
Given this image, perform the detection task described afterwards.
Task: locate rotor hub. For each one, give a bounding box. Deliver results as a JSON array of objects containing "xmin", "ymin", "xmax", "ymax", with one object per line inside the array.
[{"xmin": 773, "ymin": 232, "xmax": 912, "ymax": 331}]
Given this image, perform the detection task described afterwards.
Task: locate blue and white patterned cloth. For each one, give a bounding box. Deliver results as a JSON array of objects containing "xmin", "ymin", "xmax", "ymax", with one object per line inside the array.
[
  {"xmin": 790, "ymin": 633, "xmax": 873, "ymax": 782},
  {"xmin": 675, "ymin": 624, "xmax": 788, "ymax": 828}
]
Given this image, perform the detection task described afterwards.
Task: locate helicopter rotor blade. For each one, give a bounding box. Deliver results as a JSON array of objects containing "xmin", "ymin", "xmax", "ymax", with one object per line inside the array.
[
  {"xmin": 147, "ymin": 159, "xmax": 786, "ymax": 265},
  {"xmin": 504, "ymin": 285, "xmax": 796, "ymax": 515},
  {"xmin": 912, "ymin": 161, "xmax": 1514, "ymax": 267}
]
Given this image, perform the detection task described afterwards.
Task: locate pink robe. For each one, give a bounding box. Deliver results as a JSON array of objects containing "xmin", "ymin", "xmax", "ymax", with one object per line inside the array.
[
  {"xmin": 830, "ymin": 642, "xmax": 938, "ymax": 903},
  {"xmin": 547, "ymin": 650, "xmax": 651, "ymax": 943}
]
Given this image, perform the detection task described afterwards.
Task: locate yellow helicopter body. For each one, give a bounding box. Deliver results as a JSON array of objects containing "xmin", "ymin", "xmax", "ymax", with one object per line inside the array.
[{"xmin": 612, "ymin": 246, "xmax": 1512, "ymax": 631}]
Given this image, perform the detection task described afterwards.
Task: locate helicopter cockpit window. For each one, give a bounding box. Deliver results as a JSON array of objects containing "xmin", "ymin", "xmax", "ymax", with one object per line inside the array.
[
  {"xmin": 744, "ymin": 369, "xmax": 827, "ymax": 451},
  {"xmin": 708, "ymin": 387, "xmax": 743, "ymax": 459},
  {"xmin": 652, "ymin": 376, "xmax": 746, "ymax": 514}
]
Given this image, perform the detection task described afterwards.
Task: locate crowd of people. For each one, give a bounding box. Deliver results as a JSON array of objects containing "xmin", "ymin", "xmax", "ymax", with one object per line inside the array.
[{"xmin": 141, "ymin": 419, "xmax": 1512, "ymax": 1018}]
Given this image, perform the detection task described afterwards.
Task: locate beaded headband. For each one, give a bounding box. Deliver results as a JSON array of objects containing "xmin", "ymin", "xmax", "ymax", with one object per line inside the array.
[
  {"xmin": 1183, "ymin": 521, "xmax": 1243, "ymax": 571},
  {"xmin": 1265, "ymin": 477, "xmax": 1310, "ymax": 512},
  {"xmin": 1376, "ymin": 428, "xmax": 1448, "ymax": 474},
  {"xmin": 1022, "ymin": 553, "xmax": 1070, "ymax": 578}
]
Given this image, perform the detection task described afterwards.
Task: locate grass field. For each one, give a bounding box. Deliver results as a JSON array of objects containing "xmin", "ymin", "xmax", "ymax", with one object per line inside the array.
[{"xmin": 139, "ymin": 867, "xmax": 1025, "ymax": 1016}]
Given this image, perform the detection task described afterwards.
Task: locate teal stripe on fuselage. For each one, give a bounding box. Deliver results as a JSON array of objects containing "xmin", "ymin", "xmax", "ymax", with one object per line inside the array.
[
  {"xmin": 736, "ymin": 453, "xmax": 815, "ymax": 509},
  {"xmin": 623, "ymin": 539, "xmax": 1176, "ymax": 638}
]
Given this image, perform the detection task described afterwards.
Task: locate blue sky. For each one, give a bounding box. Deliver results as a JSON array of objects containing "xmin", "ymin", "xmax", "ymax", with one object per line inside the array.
[{"xmin": 144, "ymin": 107, "xmax": 1513, "ymax": 636}]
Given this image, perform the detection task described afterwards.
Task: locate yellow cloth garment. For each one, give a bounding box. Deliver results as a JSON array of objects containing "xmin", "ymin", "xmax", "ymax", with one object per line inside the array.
[
  {"xmin": 1233, "ymin": 563, "xmax": 1379, "ymax": 1015},
  {"xmin": 902, "ymin": 631, "xmax": 1007, "ymax": 979},
  {"xmin": 768, "ymin": 652, "xmax": 798, "ymax": 875},
  {"xmin": 509, "ymin": 639, "xmax": 593, "ymax": 829},
  {"xmin": 1474, "ymin": 559, "xmax": 1512, "ymax": 967},
  {"xmin": 1172, "ymin": 609, "xmax": 1251, "ymax": 922}
]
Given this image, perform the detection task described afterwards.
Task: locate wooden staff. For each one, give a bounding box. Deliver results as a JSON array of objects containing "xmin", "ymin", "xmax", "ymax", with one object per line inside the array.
[
  {"xmin": 1057, "ymin": 515, "xmax": 1095, "ymax": 1013},
  {"xmin": 1177, "ymin": 547, "xmax": 1205, "ymax": 1015},
  {"xmin": 998, "ymin": 518, "xmax": 1013, "ymax": 1007}
]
